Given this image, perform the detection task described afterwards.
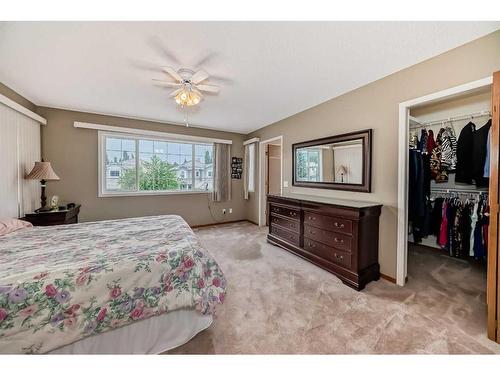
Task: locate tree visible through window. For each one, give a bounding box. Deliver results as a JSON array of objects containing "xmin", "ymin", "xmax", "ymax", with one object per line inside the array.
[
  {"xmin": 101, "ymin": 134, "xmax": 214, "ymax": 194},
  {"xmin": 296, "ymin": 149, "xmax": 320, "ymax": 182}
]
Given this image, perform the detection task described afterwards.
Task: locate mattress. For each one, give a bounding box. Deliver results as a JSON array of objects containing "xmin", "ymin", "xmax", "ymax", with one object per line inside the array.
[
  {"xmin": 0, "ymin": 215, "xmax": 226, "ymax": 354},
  {"xmin": 50, "ymin": 309, "xmax": 213, "ymax": 354}
]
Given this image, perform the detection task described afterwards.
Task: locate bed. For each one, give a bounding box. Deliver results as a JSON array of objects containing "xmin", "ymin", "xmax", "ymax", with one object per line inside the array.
[{"xmin": 0, "ymin": 215, "xmax": 226, "ymax": 354}]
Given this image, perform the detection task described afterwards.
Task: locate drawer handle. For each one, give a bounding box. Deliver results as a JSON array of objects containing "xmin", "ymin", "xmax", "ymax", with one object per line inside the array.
[
  {"xmin": 309, "ymin": 230, "xmax": 315, "ymax": 235},
  {"xmin": 308, "ymin": 242, "xmax": 315, "ymax": 248},
  {"xmin": 334, "ymin": 237, "xmax": 344, "ymax": 243},
  {"xmin": 334, "ymin": 222, "xmax": 345, "ymax": 229},
  {"xmin": 308, "ymin": 216, "xmax": 316, "ymax": 221},
  {"xmin": 334, "ymin": 253, "xmax": 344, "ymax": 261},
  {"xmin": 290, "ymin": 212, "xmax": 297, "ymax": 217}
]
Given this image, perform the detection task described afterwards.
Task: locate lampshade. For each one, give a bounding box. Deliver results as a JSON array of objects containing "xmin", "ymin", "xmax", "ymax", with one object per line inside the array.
[
  {"xmin": 336, "ymin": 165, "xmax": 349, "ymax": 174},
  {"xmin": 26, "ymin": 162, "xmax": 60, "ymax": 181}
]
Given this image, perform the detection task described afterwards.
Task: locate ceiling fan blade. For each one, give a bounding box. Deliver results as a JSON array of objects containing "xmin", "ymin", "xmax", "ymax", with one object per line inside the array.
[
  {"xmin": 152, "ymin": 79, "xmax": 182, "ymax": 88},
  {"xmin": 161, "ymin": 66, "xmax": 182, "ymax": 82},
  {"xmin": 191, "ymin": 70, "xmax": 210, "ymax": 84},
  {"xmin": 169, "ymin": 88, "xmax": 183, "ymax": 97},
  {"xmin": 196, "ymin": 84, "xmax": 220, "ymax": 94},
  {"xmin": 192, "ymin": 88, "xmax": 204, "ymax": 97},
  {"xmin": 147, "ymin": 36, "xmax": 180, "ymax": 64}
]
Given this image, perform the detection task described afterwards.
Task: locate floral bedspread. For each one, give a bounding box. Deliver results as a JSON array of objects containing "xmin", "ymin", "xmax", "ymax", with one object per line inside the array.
[{"xmin": 0, "ymin": 215, "xmax": 226, "ymax": 354}]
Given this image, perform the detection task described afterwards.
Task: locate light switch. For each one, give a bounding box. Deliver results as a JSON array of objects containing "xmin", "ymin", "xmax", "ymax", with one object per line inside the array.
[{"xmin": 283, "ymin": 181, "xmax": 289, "ymax": 188}]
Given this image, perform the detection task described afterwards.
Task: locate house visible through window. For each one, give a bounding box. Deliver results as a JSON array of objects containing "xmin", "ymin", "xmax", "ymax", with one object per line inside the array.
[{"xmin": 101, "ymin": 133, "xmax": 214, "ymax": 195}]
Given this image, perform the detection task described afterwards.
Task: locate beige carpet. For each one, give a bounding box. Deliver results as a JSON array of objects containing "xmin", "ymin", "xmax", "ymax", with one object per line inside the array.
[{"xmin": 167, "ymin": 222, "xmax": 500, "ymax": 354}]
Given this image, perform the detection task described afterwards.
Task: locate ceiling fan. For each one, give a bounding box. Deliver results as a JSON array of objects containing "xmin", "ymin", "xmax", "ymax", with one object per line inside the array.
[{"xmin": 153, "ymin": 67, "xmax": 220, "ymax": 107}]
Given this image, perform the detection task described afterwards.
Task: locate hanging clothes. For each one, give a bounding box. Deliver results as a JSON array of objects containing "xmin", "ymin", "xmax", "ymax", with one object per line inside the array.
[
  {"xmin": 440, "ymin": 126, "xmax": 457, "ymax": 172},
  {"xmin": 469, "ymin": 201, "xmax": 479, "ymax": 257},
  {"xmin": 433, "ymin": 129, "xmax": 448, "ymax": 182},
  {"xmin": 426, "ymin": 129, "xmax": 437, "ymax": 155},
  {"xmin": 409, "ymin": 149, "xmax": 426, "ymax": 243},
  {"xmin": 484, "ymin": 127, "xmax": 491, "ymax": 178},
  {"xmin": 472, "ymin": 119, "xmax": 491, "ymax": 188},
  {"xmin": 455, "ymin": 122, "xmax": 476, "ymax": 184},
  {"xmin": 425, "ymin": 193, "xmax": 489, "ymax": 260},
  {"xmin": 408, "ymin": 122, "xmax": 490, "ymax": 259}
]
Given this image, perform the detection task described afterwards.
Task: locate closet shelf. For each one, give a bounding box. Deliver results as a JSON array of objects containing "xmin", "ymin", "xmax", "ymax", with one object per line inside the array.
[
  {"xmin": 431, "ymin": 187, "xmax": 488, "ymax": 194},
  {"xmin": 410, "ymin": 110, "xmax": 491, "ymax": 129}
]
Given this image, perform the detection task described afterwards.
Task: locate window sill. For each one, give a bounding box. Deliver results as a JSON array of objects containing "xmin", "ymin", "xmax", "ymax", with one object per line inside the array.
[{"xmin": 99, "ymin": 190, "xmax": 212, "ymax": 198}]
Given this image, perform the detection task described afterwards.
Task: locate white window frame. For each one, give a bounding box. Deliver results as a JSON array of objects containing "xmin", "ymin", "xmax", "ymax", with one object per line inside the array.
[{"xmin": 98, "ymin": 131, "xmax": 214, "ymax": 197}]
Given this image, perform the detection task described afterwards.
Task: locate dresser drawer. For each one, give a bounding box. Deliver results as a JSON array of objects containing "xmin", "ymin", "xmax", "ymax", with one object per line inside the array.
[
  {"xmin": 270, "ymin": 225, "xmax": 300, "ymax": 247},
  {"xmin": 304, "ymin": 211, "xmax": 353, "ymax": 235},
  {"xmin": 270, "ymin": 215, "xmax": 300, "ymax": 233},
  {"xmin": 304, "ymin": 238, "xmax": 352, "ymax": 269},
  {"xmin": 269, "ymin": 204, "xmax": 300, "ymax": 221},
  {"xmin": 303, "ymin": 224, "xmax": 352, "ymax": 252}
]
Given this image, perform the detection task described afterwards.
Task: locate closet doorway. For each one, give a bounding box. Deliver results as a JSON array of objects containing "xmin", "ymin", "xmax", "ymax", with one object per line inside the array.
[
  {"xmin": 258, "ymin": 136, "xmax": 283, "ymax": 226},
  {"xmin": 397, "ymin": 73, "xmax": 500, "ymax": 343}
]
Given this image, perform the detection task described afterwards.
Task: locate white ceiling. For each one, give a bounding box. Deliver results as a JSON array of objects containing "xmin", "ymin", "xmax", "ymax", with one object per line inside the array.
[{"xmin": 0, "ymin": 22, "xmax": 498, "ymax": 134}]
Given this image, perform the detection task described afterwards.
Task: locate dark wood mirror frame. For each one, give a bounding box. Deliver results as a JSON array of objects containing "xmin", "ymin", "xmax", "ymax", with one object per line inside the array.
[{"xmin": 292, "ymin": 129, "xmax": 372, "ymax": 192}]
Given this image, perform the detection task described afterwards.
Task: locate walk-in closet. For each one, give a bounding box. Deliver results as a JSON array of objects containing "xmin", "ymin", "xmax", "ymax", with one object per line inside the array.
[{"xmin": 407, "ymin": 87, "xmax": 493, "ymax": 332}]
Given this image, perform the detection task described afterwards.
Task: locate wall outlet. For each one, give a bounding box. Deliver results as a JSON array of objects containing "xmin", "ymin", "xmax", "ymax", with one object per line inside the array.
[
  {"xmin": 229, "ymin": 208, "xmax": 233, "ymax": 214},
  {"xmin": 283, "ymin": 180, "xmax": 289, "ymax": 188},
  {"xmin": 222, "ymin": 209, "xmax": 226, "ymax": 214}
]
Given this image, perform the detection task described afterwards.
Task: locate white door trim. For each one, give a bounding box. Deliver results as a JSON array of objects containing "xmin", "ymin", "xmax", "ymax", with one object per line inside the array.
[
  {"xmin": 396, "ymin": 76, "xmax": 493, "ymax": 286},
  {"xmin": 258, "ymin": 135, "xmax": 283, "ymax": 226}
]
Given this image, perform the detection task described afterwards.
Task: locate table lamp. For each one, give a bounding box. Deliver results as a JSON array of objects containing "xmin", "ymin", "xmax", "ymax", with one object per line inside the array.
[{"xmin": 26, "ymin": 161, "xmax": 60, "ymax": 212}]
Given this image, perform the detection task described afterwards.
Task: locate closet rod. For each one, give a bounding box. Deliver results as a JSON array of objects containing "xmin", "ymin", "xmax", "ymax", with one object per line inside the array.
[
  {"xmin": 431, "ymin": 187, "xmax": 488, "ymax": 194},
  {"xmin": 410, "ymin": 110, "xmax": 491, "ymax": 129}
]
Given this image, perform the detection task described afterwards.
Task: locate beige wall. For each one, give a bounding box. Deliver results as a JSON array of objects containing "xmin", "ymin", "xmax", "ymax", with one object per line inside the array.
[
  {"xmin": 0, "ymin": 82, "xmax": 37, "ymax": 112},
  {"xmin": 37, "ymin": 107, "xmax": 248, "ymax": 225},
  {"xmin": 246, "ymin": 30, "xmax": 500, "ymax": 278}
]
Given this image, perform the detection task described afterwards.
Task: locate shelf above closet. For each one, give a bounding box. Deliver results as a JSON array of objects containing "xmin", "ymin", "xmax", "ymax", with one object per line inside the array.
[{"xmin": 410, "ymin": 110, "xmax": 491, "ymax": 129}]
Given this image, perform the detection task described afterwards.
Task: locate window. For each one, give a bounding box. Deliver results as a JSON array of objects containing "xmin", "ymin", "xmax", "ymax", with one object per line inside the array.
[
  {"xmin": 296, "ymin": 148, "xmax": 321, "ymax": 182},
  {"xmin": 248, "ymin": 143, "xmax": 256, "ymax": 192},
  {"xmin": 100, "ymin": 132, "xmax": 214, "ymax": 196}
]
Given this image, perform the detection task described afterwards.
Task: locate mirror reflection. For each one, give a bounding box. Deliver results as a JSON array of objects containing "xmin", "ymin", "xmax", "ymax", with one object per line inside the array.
[{"xmin": 295, "ymin": 139, "xmax": 363, "ymax": 184}]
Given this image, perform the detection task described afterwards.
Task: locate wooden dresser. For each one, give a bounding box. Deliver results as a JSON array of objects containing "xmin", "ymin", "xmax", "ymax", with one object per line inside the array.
[{"xmin": 267, "ymin": 194, "xmax": 382, "ymax": 290}]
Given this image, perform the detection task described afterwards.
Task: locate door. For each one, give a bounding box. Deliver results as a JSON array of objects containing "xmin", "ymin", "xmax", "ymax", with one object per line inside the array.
[{"xmin": 488, "ymin": 71, "xmax": 500, "ymax": 343}]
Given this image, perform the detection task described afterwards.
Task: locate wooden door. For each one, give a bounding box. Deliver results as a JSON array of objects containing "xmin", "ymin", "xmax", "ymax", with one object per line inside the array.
[{"xmin": 488, "ymin": 71, "xmax": 500, "ymax": 343}]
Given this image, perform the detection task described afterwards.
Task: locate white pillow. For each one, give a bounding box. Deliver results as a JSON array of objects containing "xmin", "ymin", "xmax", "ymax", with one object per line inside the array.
[{"xmin": 0, "ymin": 218, "xmax": 33, "ymax": 236}]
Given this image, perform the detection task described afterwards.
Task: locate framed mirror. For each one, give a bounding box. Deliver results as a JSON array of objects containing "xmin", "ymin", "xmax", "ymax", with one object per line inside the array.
[{"xmin": 292, "ymin": 129, "xmax": 372, "ymax": 192}]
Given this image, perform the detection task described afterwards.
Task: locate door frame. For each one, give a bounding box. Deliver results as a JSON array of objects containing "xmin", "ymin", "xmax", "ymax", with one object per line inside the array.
[
  {"xmin": 396, "ymin": 76, "xmax": 493, "ymax": 286},
  {"xmin": 488, "ymin": 71, "xmax": 500, "ymax": 343},
  {"xmin": 258, "ymin": 135, "xmax": 283, "ymax": 226}
]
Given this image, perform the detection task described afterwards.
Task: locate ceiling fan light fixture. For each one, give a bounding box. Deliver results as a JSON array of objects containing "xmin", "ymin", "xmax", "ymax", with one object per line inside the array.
[{"xmin": 174, "ymin": 87, "xmax": 201, "ymax": 107}]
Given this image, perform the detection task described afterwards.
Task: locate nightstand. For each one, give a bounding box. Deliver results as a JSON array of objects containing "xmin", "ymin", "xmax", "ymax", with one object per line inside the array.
[{"xmin": 23, "ymin": 204, "xmax": 81, "ymax": 226}]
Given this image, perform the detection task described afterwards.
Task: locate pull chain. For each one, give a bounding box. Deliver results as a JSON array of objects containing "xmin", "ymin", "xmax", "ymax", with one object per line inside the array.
[{"xmin": 180, "ymin": 104, "xmax": 189, "ymax": 127}]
